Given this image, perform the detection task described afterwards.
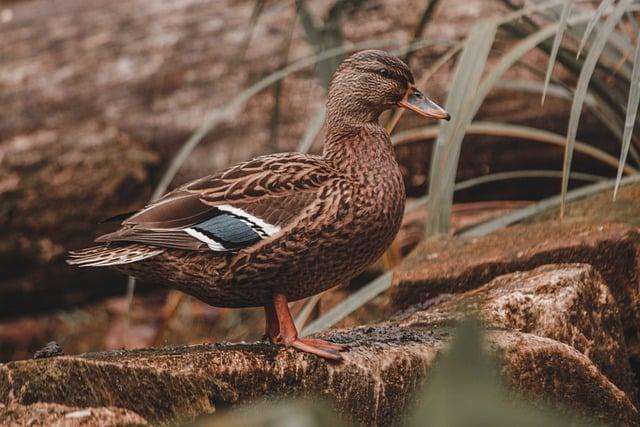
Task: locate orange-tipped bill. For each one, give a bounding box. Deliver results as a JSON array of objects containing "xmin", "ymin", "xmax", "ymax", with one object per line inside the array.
[{"xmin": 398, "ymin": 85, "xmax": 450, "ymax": 121}]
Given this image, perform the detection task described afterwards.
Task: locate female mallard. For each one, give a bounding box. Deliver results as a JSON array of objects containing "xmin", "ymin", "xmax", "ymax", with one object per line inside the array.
[{"xmin": 68, "ymin": 50, "xmax": 449, "ymax": 360}]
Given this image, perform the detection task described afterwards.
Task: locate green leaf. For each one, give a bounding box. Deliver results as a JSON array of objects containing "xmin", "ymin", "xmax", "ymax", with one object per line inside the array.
[
  {"xmin": 496, "ymin": 78, "xmax": 640, "ymax": 163},
  {"xmin": 561, "ymin": 0, "xmax": 634, "ymax": 217},
  {"xmin": 541, "ymin": 0, "xmax": 575, "ymax": 105},
  {"xmin": 425, "ymin": 21, "xmax": 496, "ymax": 237},
  {"xmin": 410, "ymin": 319, "xmax": 600, "ymax": 427},
  {"xmin": 614, "ymin": 31, "xmax": 640, "ymax": 200},
  {"xmin": 576, "ymin": 0, "xmax": 615, "ymax": 59}
]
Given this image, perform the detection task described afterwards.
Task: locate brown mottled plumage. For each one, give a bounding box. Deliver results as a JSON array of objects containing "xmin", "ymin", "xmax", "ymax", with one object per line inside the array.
[{"xmin": 68, "ymin": 50, "xmax": 449, "ymax": 360}]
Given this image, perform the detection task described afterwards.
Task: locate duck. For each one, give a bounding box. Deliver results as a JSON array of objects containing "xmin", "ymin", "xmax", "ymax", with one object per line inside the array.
[{"xmin": 68, "ymin": 50, "xmax": 450, "ymax": 360}]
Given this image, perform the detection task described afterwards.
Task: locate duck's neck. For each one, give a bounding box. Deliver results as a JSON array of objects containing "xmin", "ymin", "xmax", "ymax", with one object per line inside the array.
[
  {"xmin": 323, "ymin": 116, "xmax": 396, "ymax": 175},
  {"xmin": 321, "ymin": 88, "xmax": 398, "ymax": 174}
]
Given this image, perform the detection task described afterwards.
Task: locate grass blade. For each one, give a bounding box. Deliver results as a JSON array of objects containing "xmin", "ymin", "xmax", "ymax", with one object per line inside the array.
[
  {"xmin": 404, "ymin": 0, "xmax": 442, "ymax": 64},
  {"xmin": 577, "ymin": 0, "xmax": 615, "ymax": 58},
  {"xmin": 392, "ymin": 121, "xmax": 637, "ymax": 174},
  {"xmin": 296, "ymin": 106, "xmax": 326, "ymax": 153},
  {"xmin": 470, "ymin": 10, "xmax": 598, "ymax": 141},
  {"xmin": 294, "ymin": 294, "xmax": 321, "ymax": 331},
  {"xmin": 425, "ymin": 21, "xmax": 496, "ymax": 237},
  {"xmin": 541, "ymin": 0, "xmax": 575, "ymax": 105},
  {"xmin": 496, "ymin": 0, "xmax": 564, "ymax": 26},
  {"xmin": 614, "ymin": 30, "xmax": 640, "ymax": 200},
  {"xmin": 496, "ymin": 78, "xmax": 640, "ymax": 164},
  {"xmin": 463, "ymin": 174, "xmax": 640, "ymax": 237},
  {"xmin": 453, "ymin": 169, "xmax": 602, "ymax": 191},
  {"xmin": 407, "ymin": 169, "xmax": 603, "ymax": 213},
  {"xmin": 301, "ymin": 272, "xmax": 393, "ymax": 336},
  {"xmin": 561, "ymin": 0, "xmax": 633, "ymax": 217}
]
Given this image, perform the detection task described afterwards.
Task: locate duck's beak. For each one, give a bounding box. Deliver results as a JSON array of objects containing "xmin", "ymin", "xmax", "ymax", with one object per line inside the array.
[{"xmin": 398, "ymin": 85, "xmax": 450, "ymax": 121}]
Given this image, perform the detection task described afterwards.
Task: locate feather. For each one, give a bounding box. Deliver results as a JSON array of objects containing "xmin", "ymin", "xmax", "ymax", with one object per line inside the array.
[
  {"xmin": 88, "ymin": 154, "xmax": 327, "ymax": 253},
  {"xmin": 67, "ymin": 244, "xmax": 164, "ymax": 267}
]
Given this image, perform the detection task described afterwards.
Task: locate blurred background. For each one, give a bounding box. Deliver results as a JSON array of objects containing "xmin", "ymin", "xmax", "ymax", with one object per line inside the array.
[{"xmin": 1, "ymin": 0, "xmax": 638, "ymax": 362}]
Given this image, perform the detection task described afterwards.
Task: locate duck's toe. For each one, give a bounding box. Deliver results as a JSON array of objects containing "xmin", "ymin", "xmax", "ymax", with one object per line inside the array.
[
  {"xmin": 297, "ymin": 337, "xmax": 346, "ymax": 352},
  {"xmin": 291, "ymin": 338, "xmax": 344, "ymax": 361}
]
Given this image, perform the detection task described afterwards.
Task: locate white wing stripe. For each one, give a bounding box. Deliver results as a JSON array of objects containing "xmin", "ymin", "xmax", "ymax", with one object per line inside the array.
[
  {"xmin": 184, "ymin": 228, "xmax": 227, "ymax": 251},
  {"xmin": 217, "ymin": 204, "xmax": 281, "ymax": 237}
]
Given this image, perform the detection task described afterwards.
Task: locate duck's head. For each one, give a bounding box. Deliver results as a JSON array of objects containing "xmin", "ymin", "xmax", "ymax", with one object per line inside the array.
[{"xmin": 327, "ymin": 49, "xmax": 450, "ymax": 126}]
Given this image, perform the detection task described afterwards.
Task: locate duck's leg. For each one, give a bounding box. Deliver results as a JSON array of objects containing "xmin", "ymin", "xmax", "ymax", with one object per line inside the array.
[{"xmin": 264, "ymin": 293, "xmax": 345, "ymax": 361}]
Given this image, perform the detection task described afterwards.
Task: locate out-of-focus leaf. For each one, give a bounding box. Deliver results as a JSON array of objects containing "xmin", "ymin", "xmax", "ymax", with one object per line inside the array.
[
  {"xmin": 561, "ymin": 0, "xmax": 633, "ymax": 217},
  {"xmin": 188, "ymin": 399, "xmax": 346, "ymax": 427},
  {"xmin": 235, "ymin": 0, "xmax": 266, "ymax": 63},
  {"xmin": 541, "ymin": 0, "xmax": 575, "ymax": 105},
  {"xmin": 577, "ymin": 0, "xmax": 615, "ymax": 59},
  {"xmin": 614, "ymin": 31, "xmax": 640, "ymax": 200},
  {"xmin": 409, "ymin": 319, "xmax": 599, "ymax": 427},
  {"xmin": 406, "ymin": 169, "xmax": 603, "ymax": 213},
  {"xmin": 297, "ymin": 0, "xmax": 367, "ymax": 89},
  {"xmin": 296, "ymin": 106, "xmax": 326, "ymax": 153},
  {"xmin": 404, "ymin": 0, "xmax": 442, "ymax": 64},
  {"xmin": 425, "ymin": 21, "xmax": 496, "ymax": 237},
  {"xmin": 294, "ymin": 294, "xmax": 321, "ymax": 331}
]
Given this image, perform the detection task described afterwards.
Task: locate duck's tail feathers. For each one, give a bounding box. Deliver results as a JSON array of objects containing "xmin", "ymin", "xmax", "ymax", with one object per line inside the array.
[{"xmin": 67, "ymin": 244, "xmax": 165, "ymax": 267}]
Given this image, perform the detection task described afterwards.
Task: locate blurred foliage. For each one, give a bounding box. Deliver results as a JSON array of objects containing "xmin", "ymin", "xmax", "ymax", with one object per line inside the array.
[
  {"xmin": 186, "ymin": 399, "xmax": 346, "ymax": 427},
  {"xmin": 296, "ymin": 0, "xmax": 366, "ymax": 88},
  {"xmin": 409, "ymin": 319, "xmax": 600, "ymax": 427}
]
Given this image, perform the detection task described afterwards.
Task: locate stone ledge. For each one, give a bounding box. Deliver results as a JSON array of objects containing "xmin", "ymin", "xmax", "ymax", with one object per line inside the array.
[
  {"xmin": 1, "ymin": 322, "xmax": 637, "ymax": 425},
  {"xmin": 397, "ymin": 263, "xmax": 638, "ymax": 404},
  {"xmin": 0, "ymin": 402, "xmax": 147, "ymax": 426},
  {"xmin": 391, "ymin": 223, "xmax": 640, "ymax": 340}
]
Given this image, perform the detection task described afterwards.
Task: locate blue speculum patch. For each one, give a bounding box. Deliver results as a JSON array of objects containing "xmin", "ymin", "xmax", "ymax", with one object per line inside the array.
[{"xmin": 193, "ymin": 212, "xmax": 262, "ymax": 249}]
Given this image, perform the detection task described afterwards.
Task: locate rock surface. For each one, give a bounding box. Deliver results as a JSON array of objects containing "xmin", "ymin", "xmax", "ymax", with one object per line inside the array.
[
  {"xmin": 397, "ymin": 263, "xmax": 638, "ymax": 404},
  {"xmin": 391, "ymin": 223, "xmax": 640, "ymax": 340},
  {"xmin": 1, "ymin": 264, "xmax": 638, "ymax": 426},
  {"xmin": 0, "ymin": 402, "xmax": 147, "ymax": 426}
]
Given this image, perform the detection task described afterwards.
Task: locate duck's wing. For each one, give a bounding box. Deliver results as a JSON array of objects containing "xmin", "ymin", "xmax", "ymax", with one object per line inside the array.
[{"xmin": 95, "ymin": 153, "xmax": 335, "ymax": 252}]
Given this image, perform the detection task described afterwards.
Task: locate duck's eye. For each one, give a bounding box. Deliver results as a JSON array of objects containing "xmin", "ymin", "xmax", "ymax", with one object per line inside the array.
[{"xmin": 377, "ymin": 68, "xmax": 390, "ymax": 77}]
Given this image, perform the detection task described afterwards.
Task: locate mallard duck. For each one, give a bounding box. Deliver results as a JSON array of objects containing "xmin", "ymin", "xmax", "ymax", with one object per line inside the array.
[{"xmin": 68, "ymin": 50, "xmax": 449, "ymax": 360}]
